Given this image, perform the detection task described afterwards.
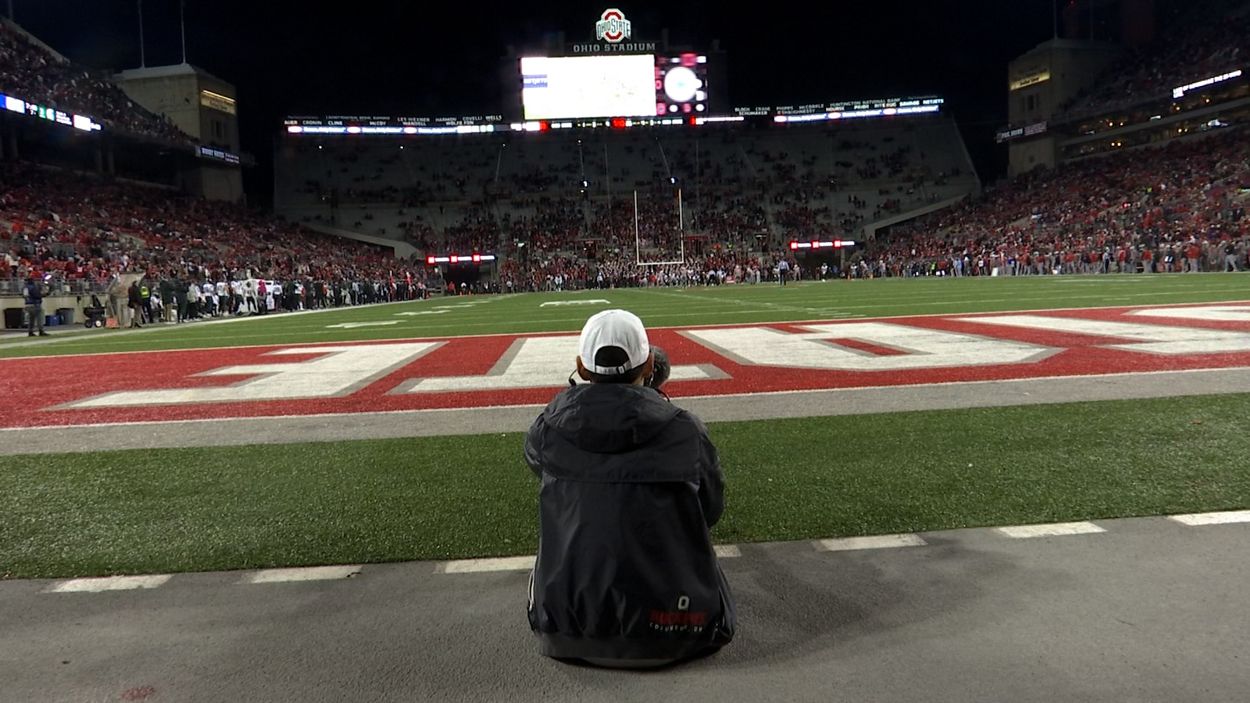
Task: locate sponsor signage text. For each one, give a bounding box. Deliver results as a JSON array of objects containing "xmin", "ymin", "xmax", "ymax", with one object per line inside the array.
[{"xmin": 1010, "ymin": 70, "xmax": 1051, "ymax": 91}]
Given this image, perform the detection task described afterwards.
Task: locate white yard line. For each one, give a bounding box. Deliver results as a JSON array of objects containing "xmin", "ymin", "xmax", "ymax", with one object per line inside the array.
[
  {"xmin": 437, "ymin": 546, "xmax": 741, "ymax": 575},
  {"xmin": 814, "ymin": 534, "xmax": 928, "ymax": 552},
  {"xmin": 243, "ymin": 565, "xmax": 362, "ymax": 583},
  {"xmin": 438, "ymin": 556, "xmax": 536, "ymax": 574},
  {"xmin": 0, "ymin": 299, "xmax": 429, "ymax": 353},
  {"xmin": 1168, "ymin": 510, "xmax": 1250, "ymax": 526},
  {"xmin": 46, "ymin": 575, "xmax": 172, "ymax": 593},
  {"xmin": 995, "ymin": 521, "xmax": 1106, "ymax": 538},
  {"xmin": 646, "ymin": 288, "xmax": 849, "ymax": 319},
  {"xmin": 18, "ymin": 513, "xmax": 1250, "ymax": 587}
]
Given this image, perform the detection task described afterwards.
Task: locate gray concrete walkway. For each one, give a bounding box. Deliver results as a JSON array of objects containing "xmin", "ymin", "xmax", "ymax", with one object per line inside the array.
[{"xmin": 2, "ymin": 515, "xmax": 1247, "ymax": 702}]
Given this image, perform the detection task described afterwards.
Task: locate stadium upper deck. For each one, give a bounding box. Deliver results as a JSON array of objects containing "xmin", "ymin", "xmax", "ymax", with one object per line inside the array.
[
  {"xmin": 1057, "ymin": 0, "xmax": 1249, "ymax": 125},
  {"xmin": 274, "ymin": 115, "xmax": 980, "ymax": 253},
  {"xmin": 0, "ymin": 18, "xmax": 189, "ymax": 145}
]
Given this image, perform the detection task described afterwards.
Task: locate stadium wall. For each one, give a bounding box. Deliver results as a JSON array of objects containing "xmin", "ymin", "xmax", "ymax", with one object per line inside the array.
[
  {"xmin": 113, "ymin": 64, "xmax": 240, "ymax": 153},
  {"xmin": 113, "ymin": 64, "xmax": 245, "ymax": 203},
  {"xmin": 302, "ymin": 223, "xmax": 416, "ymax": 259},
  {"xmin": 1009, "ymin": 136, "xmax": 1059, "ymax": 176},
  {"xmin": 1006, "ymin": 38, "xmax": 1121, "ymax": 176}
]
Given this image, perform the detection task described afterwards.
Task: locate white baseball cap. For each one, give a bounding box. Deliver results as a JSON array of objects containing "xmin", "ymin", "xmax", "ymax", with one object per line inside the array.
[{"xmin": 578, "ymin": 309, "xmax": 650, "ymax": 376}]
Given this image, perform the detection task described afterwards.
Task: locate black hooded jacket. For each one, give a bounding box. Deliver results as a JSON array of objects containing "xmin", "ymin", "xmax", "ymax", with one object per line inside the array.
[{"xmin": 524, "ymin": 383, "xmax": 735, "ymax": 662}]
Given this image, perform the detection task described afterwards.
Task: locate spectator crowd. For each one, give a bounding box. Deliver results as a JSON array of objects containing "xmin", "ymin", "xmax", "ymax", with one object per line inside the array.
[
  {"xmin": 863, "ymin": 126, "xmax": 1250, "ymax": 278},
  {"xmin": 1056, "ymin": 0, "xmax": 1249, "ymax": 123},
  {"xmin": 2, "ymin": 163, "xmax": 439, "ymax": 319},
  {"xmin": 3, "ymin": 6, "xmax": 1248, "ymax": 306},
  {"xmin": 0, "ymin": 21, "xmax": 189, "ymax": 144}
]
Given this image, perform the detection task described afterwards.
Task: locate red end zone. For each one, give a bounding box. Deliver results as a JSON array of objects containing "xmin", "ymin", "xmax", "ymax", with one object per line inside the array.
[{"xmin": 3, "ymin": 303, "xmax": 1250, "ymax": 429}]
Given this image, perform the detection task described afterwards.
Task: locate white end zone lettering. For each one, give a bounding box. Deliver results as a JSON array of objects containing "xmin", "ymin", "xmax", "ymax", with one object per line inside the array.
[
  {"xmin": 682, "ymin": 323, "xmax": 1054, "ymax": 370},
  {"xmin": 958, "ymin": 314, "xmax": 1250, "ymax": 355},
  {"xmin": 1127, "ymin": 305, "xmax": 1250, "ymax": 322},
  {"xmin": 395, "ymin": 335, "xmax": 721, "ymax": 393},
  {"xmin": 62, "ymin": 343, "xmax": 440, "ymax": 408},
  {"xmin": 35, "ymin": 305, "xmax": 1250, "ymax": 422}
]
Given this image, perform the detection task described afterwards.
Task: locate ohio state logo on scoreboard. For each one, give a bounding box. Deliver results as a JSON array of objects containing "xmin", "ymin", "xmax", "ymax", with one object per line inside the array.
[{"xmin": 596, "ymin": 9, "xmax": 632, "ymax": 43}]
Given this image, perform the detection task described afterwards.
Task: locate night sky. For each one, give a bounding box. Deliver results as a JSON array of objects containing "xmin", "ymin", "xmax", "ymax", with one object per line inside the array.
[{"xmin": 11, "ymin": 0, "xmax": 1066, "ymax": 203}]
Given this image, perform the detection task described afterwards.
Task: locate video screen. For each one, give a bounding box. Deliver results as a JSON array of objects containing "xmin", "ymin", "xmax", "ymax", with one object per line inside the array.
[
  {"xmin": 521, "ymin": 55, "xmax": 656, "ymax": 120},
  {"xmin": 520, "ymin": 54, "xmax": 710, "ymax": 120},
  {"xmin": 655, "ymin": 53, "xmax": 709, "ymax": 116}
]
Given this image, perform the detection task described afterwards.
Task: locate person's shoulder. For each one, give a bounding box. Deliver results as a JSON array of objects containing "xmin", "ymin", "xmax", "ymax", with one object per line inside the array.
[{"xmin": 660, "ymin": 409, "xmax": 704, "ymax": 440}]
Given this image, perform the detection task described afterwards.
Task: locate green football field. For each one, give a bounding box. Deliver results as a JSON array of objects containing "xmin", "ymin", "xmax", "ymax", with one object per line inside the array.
[
  {"xmin": 1, "ymin": 273, "xmax": 1247, "ymax": 358},
  {"xmin": 2, "ymin": 273, "xmax": 1249, "ymax": 579}
]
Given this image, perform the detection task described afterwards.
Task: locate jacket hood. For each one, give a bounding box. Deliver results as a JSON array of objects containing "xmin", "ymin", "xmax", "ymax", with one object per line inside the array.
[{"xmin": 543, "ymin": 383, "xmax": 681, "ymax": 454}]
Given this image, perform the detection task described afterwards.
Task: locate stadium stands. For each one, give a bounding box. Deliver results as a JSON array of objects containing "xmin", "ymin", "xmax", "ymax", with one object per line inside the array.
[
  {"xmin": 0, "ymin": 20, "xmax": 190, "ymax": 145},
  {"xmin": 0, "ymin": 163, "xmax": 433, "ymax": 302},
  {"xmin": 274, "ymin": 117, "xmax": 979, "ymax": 257},
  {"xmin": 1056, "ymin": 0, "xmax": 1249, "ymax": 125},
  {"xmin": 867, "ymin": 125, "xmax": 1250, "ymax": 277},
  {"xmin": 5, "ymin": 5, "xmax": 1246, "ymax": 299}
]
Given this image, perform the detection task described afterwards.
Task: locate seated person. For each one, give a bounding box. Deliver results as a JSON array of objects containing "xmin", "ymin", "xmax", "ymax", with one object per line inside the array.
[{"xmin": 524, "ymin": 309, "xmax": 735, "ymax": 667}]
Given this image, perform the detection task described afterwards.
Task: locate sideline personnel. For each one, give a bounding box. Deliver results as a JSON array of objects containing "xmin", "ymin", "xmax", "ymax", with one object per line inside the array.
[
  {"xmin": 24, "ymin": 274, "xmax": 48, "ymax": 337},
  {"xmin": 524, "ymin": 309, "xmax": 735, "ymax": 667}
]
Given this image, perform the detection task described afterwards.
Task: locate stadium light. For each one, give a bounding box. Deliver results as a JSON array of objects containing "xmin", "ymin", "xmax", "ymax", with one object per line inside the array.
[
  {"xmin": 789, "ymin": 240, "xmax": 857, "ymax": 250},
  {"xmin": 425, "ymin": 254, "xmax": 498, "ymax": 264},
  {"xmin": 1172, "ymin": 70, "xmax": 1242, "ymax": 99}
]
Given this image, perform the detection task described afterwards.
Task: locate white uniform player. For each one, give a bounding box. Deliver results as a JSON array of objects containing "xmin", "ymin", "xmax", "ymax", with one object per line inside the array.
[
  {"xmin": 202, "ymin": 282, "xmax": 215, "ymax": 316},
  {"xmin": 230, "ymin": 279, "xmax": 245, "ymax": 314},
  {"xmin": 187, "ymin": 282, "xmax": 200, "ymax": 319}
]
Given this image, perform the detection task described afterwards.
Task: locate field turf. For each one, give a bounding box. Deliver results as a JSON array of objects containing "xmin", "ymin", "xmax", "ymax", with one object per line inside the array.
[
  {"xmin": 1, "ymin": 273, "xmax": 1247, "ymax": 358},
  {"xmin": 1, "ymin": 273, "xmax": 1248, "ymax": 579}
]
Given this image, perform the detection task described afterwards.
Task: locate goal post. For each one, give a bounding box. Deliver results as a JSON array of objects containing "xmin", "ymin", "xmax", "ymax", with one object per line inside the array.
[{"xmin": 634, "ymin": 189, "xmax": 686, "ymax": 267}]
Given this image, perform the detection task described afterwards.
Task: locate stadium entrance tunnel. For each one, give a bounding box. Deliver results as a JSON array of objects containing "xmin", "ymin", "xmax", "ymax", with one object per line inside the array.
[{"xmin": 443, "ymin": 263, "xmax": 485, "ymax": 287}]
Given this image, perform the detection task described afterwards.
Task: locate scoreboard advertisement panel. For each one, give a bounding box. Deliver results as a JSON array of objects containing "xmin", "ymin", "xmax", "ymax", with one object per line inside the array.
[
  {"xmin": 521, "ymin": 55, "xmax": 655, "ymax": 120},
  {"xmin": 521, "ymin": 53, "xmax": 709, "ymax": 120}
]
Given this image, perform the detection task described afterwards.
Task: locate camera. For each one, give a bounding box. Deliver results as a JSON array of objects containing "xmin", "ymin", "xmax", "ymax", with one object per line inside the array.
[{"xmin": 647, "ymin": 346, "xmax": 670, "ymax": 390}]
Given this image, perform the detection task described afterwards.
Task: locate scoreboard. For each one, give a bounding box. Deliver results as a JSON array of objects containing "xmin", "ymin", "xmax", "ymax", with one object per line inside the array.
[{"xmin": 520, "ymin": 52, "xmax": 710, "ymax": 120}]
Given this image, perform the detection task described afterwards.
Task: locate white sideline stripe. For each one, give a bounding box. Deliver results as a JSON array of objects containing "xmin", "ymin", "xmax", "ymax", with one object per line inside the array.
[
  {"xmin": 438, "ymin": 547, "xmax": 740, "ymax": 575},
  {"xmin": 47, "ymin": 575, "xmax": 172, "ymax": 593},
  {"xmin": 440, "ymin": 556, "xmax": 536, "ymax": 574},
  {"xmin": 995, "ymin": 521, "xmax": 1105, "ymax": 538},
  {"xmin": 1168, "ymin": 510, "xmax": 1250, "ymax": 526},
  {"xmin": 244, "ymin": 565, "xmax": 361, "ymax": 583},
  {"xmin": 815, "ymin": 534, "xmax": 927, "ymax": 552}
]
